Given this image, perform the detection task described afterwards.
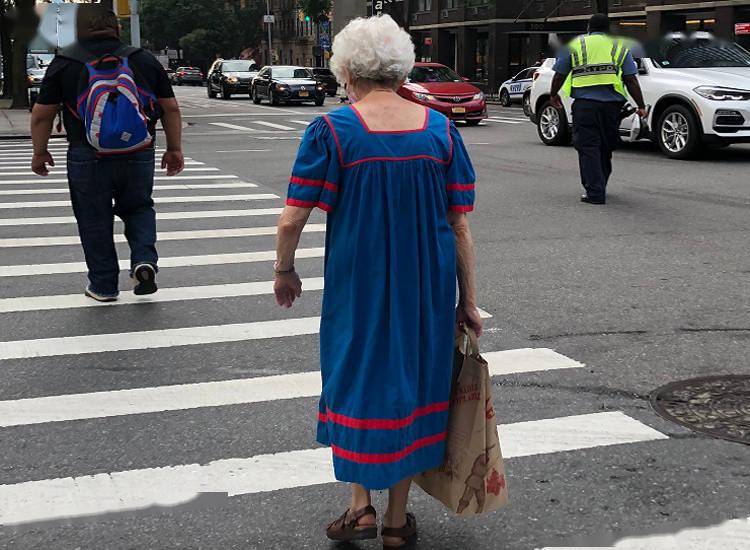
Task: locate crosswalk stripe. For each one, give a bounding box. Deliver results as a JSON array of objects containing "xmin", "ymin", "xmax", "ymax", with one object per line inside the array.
[
  {"xmin": 0, "ymin": 316, "xmax": 323, "ymax": 360},
  {"xmin": 0, "ymin": 247, "xmax": 326, "ymax": 277},
  {"xmin": 0, "ymin": 174, "xmax": 238, "ymax": 185},
  {"xmin": 0, "ymin": 167, "xmax": 219, "ymax": 177},
  {"xmin": 0, "ymin": 348, "xmax": 581, "ymax": 426},
  {"xmin": 0, "ymin": 223, "xmax": 325, "ymax": 248},
  {"xmin": 0, "ymin": 160, "xmax": 205, "ymax": 166},
  {"xmin": 251, "ymin": 120, "xmax": 296, "ymax": 131},
  {"xmin": 0, "ymin": 304, "xmax": 488, "ymax": 359},
  {"xmin": 0, "ymin": 412, "xmax": 667, "ymax": 526},
  {"xmin": 210, "ymin": 122, "xmax": 260, "ymax": 132},
  {"xmin": 0, "ymin": 278, "xmax": 326, "ymax": 314},
  {"xmin": 485, "ymin": 118, "xmax": 525, "ymax": 125},
  {"xmin": 0, "ymin": 208, "xmax": 284, "ymax": 227},
  {"xmin": 289, "ymin": 120, "xmax": 311, "ymax": 126},
  {"xmin": 0, "ymin": 182, "xmax": 257, "ymax": 196},
  {"xmin": 0, "ymin": 193, "xmax": 278, "ymax": 209}
]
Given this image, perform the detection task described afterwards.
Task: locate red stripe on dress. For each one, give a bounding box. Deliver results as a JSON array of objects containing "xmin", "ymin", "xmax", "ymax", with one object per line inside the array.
[
  {"xmin": 450, "ymin": 205, "xmax": 474, "ymax": 213},
  {"xmin": 290, "ymin": 176, "xmax": 338, "ymax": 191},
  {"xmin": 331, "ymin": 432, "xmax": 447, "ymax": 464},
  {"xmin": 447, "ymin": 183, "xmax": 475, "ymax": 191},
  {"xmin": 320, "ymin": 401, "xmax": 449, "ymax": 430},
  {"xmin": 286, "ymin": 198, "xmax": 333, "ymax": 212},
  {"xmin": 343, "ymin": 154, "xmax": 449, "ymax": 169},
  {"xmin": 324, "ymin": 115, "xmax": 345, "ymax": 167}
]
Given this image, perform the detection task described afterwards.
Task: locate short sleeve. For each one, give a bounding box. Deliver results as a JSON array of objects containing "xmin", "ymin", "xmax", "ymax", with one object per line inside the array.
[
  {"xmin": 133, "ymin": 51, "xmax": 175, "ymax": 98},
  {"xmin": 552, "ymin": 46, "xmax": 572, "ymax": 76},
  {"xmin": 621, "ymin": 50, "xmax": 638, "ymax": 76},
  {"xmin": 286, "ymin": 117, "xmax": 340, "ymax": 212},
  {"xmin": 446, "ymin": 122, "xmax": 476, "ymax": 213},
  {"xmin": 35, "ymin": 58, "xmax": 67, "ymax": 105}
]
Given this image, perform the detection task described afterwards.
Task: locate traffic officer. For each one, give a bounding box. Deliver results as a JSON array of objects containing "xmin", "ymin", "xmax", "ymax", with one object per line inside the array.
[{"xmin": 550, "ymin": 13, "xmax": 647, "ymax": 205}]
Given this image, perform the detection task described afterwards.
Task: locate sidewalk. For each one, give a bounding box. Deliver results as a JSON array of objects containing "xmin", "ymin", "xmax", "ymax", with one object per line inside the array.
[{"xmin": 0, "ymin": 100, "xmax": 33, "ymax": 138}]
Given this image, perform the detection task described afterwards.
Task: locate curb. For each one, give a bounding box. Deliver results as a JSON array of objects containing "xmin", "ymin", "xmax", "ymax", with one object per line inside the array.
[{"xmin": 0, "ymin": 134, "xmax": 66, "ymax": 141}]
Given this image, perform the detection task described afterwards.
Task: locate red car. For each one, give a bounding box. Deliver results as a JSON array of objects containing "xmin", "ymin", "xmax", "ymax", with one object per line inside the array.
[{"xmin": 398, "ymin": 62, "xmax": 487, "ymax": 125}]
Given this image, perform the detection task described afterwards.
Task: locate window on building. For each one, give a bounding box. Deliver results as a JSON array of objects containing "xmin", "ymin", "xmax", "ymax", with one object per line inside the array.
[
  {"xmin": 411, "ymin": 0, "xmax": 432, "ymax": 11},
  {"xmin": 442, "ymin": 0, "xmax": 459, "ymax": 9}
]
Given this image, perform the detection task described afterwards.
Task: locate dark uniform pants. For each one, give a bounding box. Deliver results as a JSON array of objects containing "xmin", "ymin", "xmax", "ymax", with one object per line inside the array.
[{"xmin": 572, "ymin": 99, "xmax": 623, "ymax": 201}]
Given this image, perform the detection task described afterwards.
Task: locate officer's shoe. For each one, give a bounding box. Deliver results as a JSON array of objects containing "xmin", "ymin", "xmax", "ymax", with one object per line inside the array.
[{"xmin": 581, "ymin": 195, "xmax": 606, "ymax": 205}]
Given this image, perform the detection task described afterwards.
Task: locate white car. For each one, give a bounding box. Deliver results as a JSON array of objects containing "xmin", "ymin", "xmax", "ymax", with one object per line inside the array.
[
  {"xmin": 529, "ymin": 36, "xmax": 750, "ymax": 159},
  {"xmin": 498, "ymin": 67, "xmax": 538, "ymax": 107}
]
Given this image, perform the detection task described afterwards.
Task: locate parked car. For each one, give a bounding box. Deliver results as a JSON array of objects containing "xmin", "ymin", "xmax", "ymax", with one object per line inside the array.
[
  {"xmin": 307, "ymin": 67, "xmax": 338, "ymax": 96},
  {"xmin": 173, "ymin": 66, "xmax": 204, "ymax": 86},
  {"xmin": 529, "ymin": 35, "xmax": 750, "ymax": 159},
  {"xmin": 26, "ymin": 55, "xmax": 47, "ymax": 107},
  {"xmin": 498, "ymin": 66, "xmax": 538, "ymax": 107},
  {"xmin": 207, "ymin": 59, "xmax": 258, "ymax": 99},
  {"xmin": 251, "ymin": 66, "xmax": 325, "ymax": 106},
  {"xmin": 398, "ymin": 62, "xmax": 487, "ymax": 125}
]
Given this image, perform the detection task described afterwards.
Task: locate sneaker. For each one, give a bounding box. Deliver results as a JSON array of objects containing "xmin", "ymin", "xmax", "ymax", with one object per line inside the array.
[
  {"xmin": 85, "ymin": 286, "xmax": 119, "ymax": 302},
  {"xmin": 132, "ymin": 263, "xmax": 158, "ymax": 295}
]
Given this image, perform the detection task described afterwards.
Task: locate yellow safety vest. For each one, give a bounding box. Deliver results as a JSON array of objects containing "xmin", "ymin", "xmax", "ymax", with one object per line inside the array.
[{"xmin": 562, "ymin": 34, "xmax": 629, "ymax": 99}]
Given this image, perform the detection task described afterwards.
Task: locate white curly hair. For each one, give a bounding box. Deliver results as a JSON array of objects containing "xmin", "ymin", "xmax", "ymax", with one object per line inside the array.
[{"xmin": 330, "ymin": 14, "xmax": 416, "ymax": 86}]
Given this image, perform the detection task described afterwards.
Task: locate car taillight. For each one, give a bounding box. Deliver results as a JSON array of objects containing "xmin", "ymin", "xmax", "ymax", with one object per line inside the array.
[
  {"xmin": 178, "ymin": 72, "xmax": 185, "ymax": 76},
  {"xmin": 532, "ymin": 72, "xmax": 540, "ymax": 81}
]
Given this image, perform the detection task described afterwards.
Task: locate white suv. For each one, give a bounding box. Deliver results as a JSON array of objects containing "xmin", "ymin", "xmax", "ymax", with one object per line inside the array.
[{"xmin": 529, "ymin": 36, "xmax": 750, "ymax": 159}]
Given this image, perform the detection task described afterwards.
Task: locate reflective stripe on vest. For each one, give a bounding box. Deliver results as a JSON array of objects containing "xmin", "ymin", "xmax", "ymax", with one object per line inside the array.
[{"xmin": 562, "ymin": 34, "xmax": 628, "ymax": 99}]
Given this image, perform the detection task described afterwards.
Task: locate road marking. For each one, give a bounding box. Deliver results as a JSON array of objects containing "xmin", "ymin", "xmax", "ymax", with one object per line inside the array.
[
  {"xmin": 0, "ymin": 174, "xmax": 238, "ymax": 185},
  {"xmin": 0, "ymin": 348, "xmax": 581, "ymax": 426},
  {"xmin": 0, "ymin": 183, "xmax": 258, "ymax": 196},
  {"xmin": 485, "ymin": 118, "xmax": 526, "ymax": 125},
  {"xmin": 0, "ymin": 247, "xmax": 325, "ymax": 277},
  {"xmin": 541, "ymin": 516, "xmax": 750, "ymax": 549},
  {"xmin": 0, "ymin": 193, "xmax": 278, "ymax": 209},
  {"xmin": 0, "ymin": 316, "xmax": 323, "ymax": 360},
  {"xmin": 0, "ymin": 208, "xmax": 283, "ymax": 227},
  {"xmin": 0, "ymin": 167, "xmax": 219, "ymax": 177},
  {"xmin": 215, "ymin": 149, "xmax": 272, "ymax": 153},
  {"xmin": 0, "ymin": 412, "xmax": 666, "ymax": 526},
  {"xmin": 0, "ymin": 161, "xmax": 205, "ymax": 167},
  {"xmin": 289, "ymin": 120, "xmax": 311, "ymax": 126},
  {"xmin": 250, "ymin": 120, "xmax": 296, "ymax": 131},
  {"xmin": 0, "ymin": 278, "xmax": 326, "ymax": 315},
  {"xmin": 210, "ymin": 122, "xmax": 260, "ymax": 132},
  {"xmin": 182, "ymin": 111, "xmax": 327, "ymax": 119},
  {"xmin": 0, "ymin": 223, "xmax": 325, "ymax": 248}
]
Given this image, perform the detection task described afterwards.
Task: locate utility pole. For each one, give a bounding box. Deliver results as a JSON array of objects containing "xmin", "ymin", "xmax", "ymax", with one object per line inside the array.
[
  {"xmin": 266, "ymin": 0, "xmax": 273, "ymax": 66},
  {"xmin": 129, "ymin": 0, "xmax": 141, "ymax": 48}
]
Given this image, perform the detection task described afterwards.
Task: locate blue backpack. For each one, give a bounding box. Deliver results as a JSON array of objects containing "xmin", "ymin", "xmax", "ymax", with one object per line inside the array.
[{"xmin": 61, "ymin": 44, "xmax": 158, "ymax": 154}]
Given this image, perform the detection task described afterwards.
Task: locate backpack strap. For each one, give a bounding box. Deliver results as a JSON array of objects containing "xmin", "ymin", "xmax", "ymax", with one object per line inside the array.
[
  {"xmin": 112, "ymin": 45, "xmax": 142, "ymax": 59},
  {"xmin": 58, "ymin": 44, "xmax": 96, "ymax": 65}
]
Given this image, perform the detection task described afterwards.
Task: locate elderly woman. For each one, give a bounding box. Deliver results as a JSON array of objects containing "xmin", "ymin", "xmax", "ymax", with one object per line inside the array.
[{"xmin": 273, "ymin": 15, "xmax": 482, "ymax": 549}]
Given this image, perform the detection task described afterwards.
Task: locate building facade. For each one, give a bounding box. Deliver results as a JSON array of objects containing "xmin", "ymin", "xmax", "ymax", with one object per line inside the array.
[
  {"xmin": 391, "ymin": 1, "xmax": 750, "ymax": 93},
  {"xmin": 260, "ymin": 0, "xmax": 335, "ymax": 67}
]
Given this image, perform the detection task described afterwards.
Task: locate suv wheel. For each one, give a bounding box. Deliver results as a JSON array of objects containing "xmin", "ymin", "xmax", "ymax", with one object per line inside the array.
[
  {"xmin": 657, "ymin": 105, "xmax": 700, "ymax": 159},
  {"xmin": 270, "ymin": 90, "xmax": 280, "ymax": 106},
  {"xmin": 252, "ymin": 87, "xmax": 262, "ymax": 104},
  {"xmin": 222, "ymin": 85, "xmax": 232, "ymax": 100},
  {"xmin": 207, "ymin": 84, "xmax": 217, "ymax": 99},
  {"xmin": 522, "ymin": 91, "xmax": 532, "ymax": 118},
  {"xmin": 499, "ymin": 89, "xmax": 511, "ymax": 107},
  {"xmin": 537, "ymin": 100, "xmax": 570, "ymax": 146},
  {"xmin": 314, "ymin": 97, "xmax": 325, "ymax": 107}
]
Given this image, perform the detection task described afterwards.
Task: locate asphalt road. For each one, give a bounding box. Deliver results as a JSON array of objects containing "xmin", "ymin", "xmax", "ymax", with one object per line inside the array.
[{"xmin": 0, "ymin": 84, "xmax": 748, "ymax": 550}]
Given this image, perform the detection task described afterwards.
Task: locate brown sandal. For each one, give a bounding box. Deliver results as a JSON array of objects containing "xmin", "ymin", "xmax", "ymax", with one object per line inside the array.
[
  {"xmin": 325, "ymin": 505, "xmax": 378, "ymax": 541},
  {"xmin": 381, "ymin": 512, "xmax": 417, "ymax": 549}
]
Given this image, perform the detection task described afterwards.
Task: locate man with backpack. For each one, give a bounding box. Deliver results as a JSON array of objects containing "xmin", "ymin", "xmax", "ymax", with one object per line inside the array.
[{"xmin": 30, "ymin": 5, "xmax": 184, "ymax": 301}]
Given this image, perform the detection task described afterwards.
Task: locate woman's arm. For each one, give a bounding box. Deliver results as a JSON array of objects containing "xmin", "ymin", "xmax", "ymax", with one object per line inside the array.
[
  {"xmin": 449, "ymin": 210, "xmax": 483, "ymax": 337},
  {"xmin": 274, "ymin": 205, "xmax": 312, "ymax": 308}
]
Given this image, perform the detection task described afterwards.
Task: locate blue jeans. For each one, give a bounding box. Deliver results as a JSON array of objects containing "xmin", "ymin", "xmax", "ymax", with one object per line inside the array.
[{"xmin": 67, "ymin": 145, "xmax": 158, "ymax": 295}]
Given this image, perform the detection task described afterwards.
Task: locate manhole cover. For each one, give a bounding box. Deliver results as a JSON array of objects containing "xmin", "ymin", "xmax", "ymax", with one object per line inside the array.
[{"xmin": 650, "ymin": 375, "xmax": 750, "ymax": 444}]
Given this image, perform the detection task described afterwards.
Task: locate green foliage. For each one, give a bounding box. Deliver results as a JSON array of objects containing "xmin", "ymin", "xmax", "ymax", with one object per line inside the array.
[{"xmin": 297, "ymin": 0, "xmax": 331, "ymax": 19}]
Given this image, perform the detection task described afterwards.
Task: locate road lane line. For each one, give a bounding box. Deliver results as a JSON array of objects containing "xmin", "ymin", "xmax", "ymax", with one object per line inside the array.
[
  {"xmin": 0, "ymin": 183, "xmax": 257, "ymax": 196},
  {"xmin": 0, "ymin": 194, "xmax": 278, "ymax": 209},
  {"xmin": 289, "ymin": 120, "xmax": 311, "ymax": 126},
  {"xmin": 0, "ymin": 161, "xmax": 205, "ymax": 167},
  {"xmin": 214, "ymin": 149, "xmax": 272, "ymax": 153},
  {"xmin": 250, "ymin": 121, "xmax": 296, "ymax": 131},
  {"xmin": 0, "ymin": 247, "xmax": 325, "ymax": 277},
  {"xmin": 0, "ymin": 167, "xmax": 219, "ymax": 177},
  {"xmin": 0, "ymin": 278, "xmax": 326, "ymax": 314},
  {"xmin": 0, "ymin": 412, "xmax": 666, "ymax": 526},
  {"xmin": 485, "ymin": 118, "xmax": 525, "ymax": 125},
  {"xmin": 0, "ymin": 223, "xmax": 324, "ymax": 248},
  {"xmin": 0, "ymin": 208, "xmax": 283, "ymax": 227},
  {"xmin": 0, "ymin": 348, "xmax": 582, "ymax": 426},
  {"xmin": 0, "ymin": 175, "xmax": 238, "ymax": 185},
  {"xmin": 210, "ymin": 122, "xmax": 260, "ymax": 132}
]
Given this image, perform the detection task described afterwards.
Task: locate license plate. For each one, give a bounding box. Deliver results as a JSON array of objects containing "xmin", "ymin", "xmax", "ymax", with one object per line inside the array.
[
  {"xmin": 299, "ymin": 91, "xmax": 309, "ymax": 97},
  {"xmin": 452, "ymin": 107, "xmax": 466, "ymax": 114}
]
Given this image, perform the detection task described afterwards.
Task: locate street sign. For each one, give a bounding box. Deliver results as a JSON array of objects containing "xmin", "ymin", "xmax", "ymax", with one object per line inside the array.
[
  {"xmin": 319, "ymin": 36, "xmax": 331, "ymax": 50},
  {"xmin": 736, "ymin": 23, "xmax": 750, "ymax": 35},
  {"xmin": 263, "ymin": 14, "xmax": 275, "ymax": 24}
]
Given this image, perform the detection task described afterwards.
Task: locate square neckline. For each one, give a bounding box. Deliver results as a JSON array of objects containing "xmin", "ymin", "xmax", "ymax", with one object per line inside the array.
[{"xmin": 349, "ymin": 104, "xmax": 430, "ymax": 135}]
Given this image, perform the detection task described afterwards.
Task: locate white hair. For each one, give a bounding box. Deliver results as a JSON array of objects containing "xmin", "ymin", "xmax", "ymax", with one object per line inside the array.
[{"xmin": 330, "ymin": 14, "xmax": 415, "ymax": 85}]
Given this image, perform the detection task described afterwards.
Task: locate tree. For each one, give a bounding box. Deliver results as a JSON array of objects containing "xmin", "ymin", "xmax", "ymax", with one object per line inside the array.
[
  {"xmin": 10, "ymin": 0, "xmax": 36, "ymax": 109},
  {"xmin": 0, "ymin": 0, "xmax": 14, "ymax": 99},
  {"xmin": 297, "ymin": 0, "xmax": 331, "ymax": 19}
]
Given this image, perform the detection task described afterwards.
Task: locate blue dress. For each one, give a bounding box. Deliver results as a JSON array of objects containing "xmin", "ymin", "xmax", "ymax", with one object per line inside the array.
[{"xmin": 287, "ymin": 105, "xmax": 476, "ymax": 490}]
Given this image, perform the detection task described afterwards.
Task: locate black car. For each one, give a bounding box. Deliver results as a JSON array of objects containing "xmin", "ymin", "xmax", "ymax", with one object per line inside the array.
[
  {"xmin": 173, "ymin": 66, "xmax": 204, "ymax": 86},
  {"xmin": 251, "ymin": 66, "xmax": 325, "ymax": 106},
  {"xmin": 307, "ymin": 67, "xmax": 338, "ymax": 97},
  {"xmin": 207, "ymin": 59, "xmax": 259, "ymax": 99}
]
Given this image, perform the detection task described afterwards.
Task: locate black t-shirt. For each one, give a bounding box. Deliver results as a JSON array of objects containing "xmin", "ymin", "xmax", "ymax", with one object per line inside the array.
[{"xmin": 37, "ymin": 38, "xmax": 175, "ymax": 143}]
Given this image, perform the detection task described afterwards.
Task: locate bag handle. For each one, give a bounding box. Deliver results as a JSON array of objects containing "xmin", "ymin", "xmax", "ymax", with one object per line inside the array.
[{"xmin": 457, "ymin": 323, "xmax": 480, "ymax": 356}]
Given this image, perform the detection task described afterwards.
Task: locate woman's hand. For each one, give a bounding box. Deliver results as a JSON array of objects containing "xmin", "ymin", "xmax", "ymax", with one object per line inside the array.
[
  {"xmin": 456, "ymin": 303, "xmax": 483, "ymax": 338},
  {"xmin": 274, "ymin": 271, "xmax": 303, "ymax": 308}
]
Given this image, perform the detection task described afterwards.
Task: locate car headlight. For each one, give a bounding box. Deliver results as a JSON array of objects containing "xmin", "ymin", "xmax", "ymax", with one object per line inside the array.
[
  {"xmin": 276, "ymin": 84, "xmax": 288, "ymax": 90},
  {"xmin": 413, "ymin": 92, "xmax": 435, "ymax": 102},
  {"xmin": 473, "ymin": 92, "xmax": 485, "ymax": 101},
  {"xmin": 226, "ymin": 76, "xmax": 238, "ymax": 84},
  {"xmin": 317, "ymin": 85, "xmax": 324, "ymax": 90},
  {"xmin": 694, "ymin": 86, "xmax": 750, "ymax": 101}
]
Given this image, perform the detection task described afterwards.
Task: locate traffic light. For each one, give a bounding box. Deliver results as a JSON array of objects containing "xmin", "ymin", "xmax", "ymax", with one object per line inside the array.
[
  {"xmin": 115, "ymin": 0, "xmax": 131, "ymax": 17},
  {"xmin": 305, "ymin": 15, "xmax": 311, "ymax": 22}
]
